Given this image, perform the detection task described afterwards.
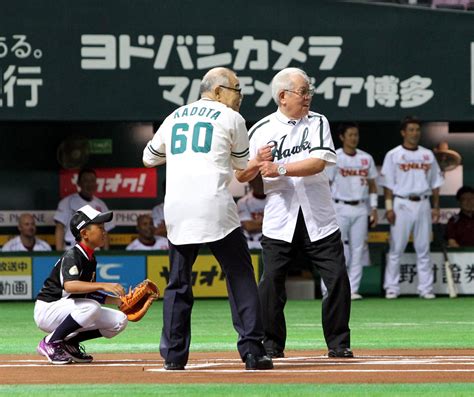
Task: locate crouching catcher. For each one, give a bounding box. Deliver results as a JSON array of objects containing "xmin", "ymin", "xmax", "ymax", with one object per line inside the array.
[{"xmin": 34, "ymin": 205, "xmax": 128, "ymax": 365}]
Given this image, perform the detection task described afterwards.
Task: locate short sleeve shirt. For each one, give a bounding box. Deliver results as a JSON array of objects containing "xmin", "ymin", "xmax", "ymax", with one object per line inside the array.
[
  {"xmin": 2, "ymin": 236, "xmax": 52, "ymax": 252},
  {"xmin": 36, "ymin": 244, "xmax": 96, "ymax": 302},
  {"xmin": 326, "ymin": 148, "xmax": 378, "ymax": 201},
  {"xmin": 380, "ymin": 145, "xmax": 444, "ymax": 196},
  {"xmin": 126, "ymin": 237, "xmax": 169, "ymax": 250},
  {"xmin": 143, "ymin": 98, "xmax": 250, "ymax": 245},
  {"xmin": 248, "ymin": 109, "xmax": 339, "ymax": 243}
]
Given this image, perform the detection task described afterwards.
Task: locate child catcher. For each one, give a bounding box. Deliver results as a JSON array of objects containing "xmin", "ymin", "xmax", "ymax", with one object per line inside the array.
[{"xmin": 34, "ymin": 205, "xmax": 128, "ymax": 364}]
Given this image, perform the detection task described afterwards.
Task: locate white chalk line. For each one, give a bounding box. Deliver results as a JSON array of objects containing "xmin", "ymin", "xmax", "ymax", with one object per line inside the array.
[
  {"xmin": 146, "ymin": 369, "xmax": 474, "ymax": 373},
  {"xmin": 1, "ymin": 356, "xmax": 473, "ymax": 371}
]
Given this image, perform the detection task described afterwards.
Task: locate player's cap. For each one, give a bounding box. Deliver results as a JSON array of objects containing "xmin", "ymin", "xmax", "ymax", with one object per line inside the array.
[{"xmin": 70, "ymin": 204, "xmax": 113, "ymax": 239}]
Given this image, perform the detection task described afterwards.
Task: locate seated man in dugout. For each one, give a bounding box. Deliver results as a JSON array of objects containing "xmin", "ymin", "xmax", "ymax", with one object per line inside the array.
[
  {"xmin": 126, "ymin": 214, "xmax": 169, "ymax": 251},
  {"xmin": 2, "ymin": 213, "xmax": 52, "ymax": 252},
  {"xmin": 446, "ymin": 186, "xmax": 474, "ymax": 247}
]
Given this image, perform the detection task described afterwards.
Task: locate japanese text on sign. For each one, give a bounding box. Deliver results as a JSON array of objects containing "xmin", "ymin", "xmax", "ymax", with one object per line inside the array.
[{"xmin": 81, "ymin": 34, "xmax": 434, "ymax": 109}]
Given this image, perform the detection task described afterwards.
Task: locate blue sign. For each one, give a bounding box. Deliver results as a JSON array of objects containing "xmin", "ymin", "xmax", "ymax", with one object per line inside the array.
[
  {"xmin": 95, "ymin": 255, "xmax": 146, "ymax": 291},
  {"xmin": 32, "ymin": 255, "xmax": 146, "ymax": 298}
]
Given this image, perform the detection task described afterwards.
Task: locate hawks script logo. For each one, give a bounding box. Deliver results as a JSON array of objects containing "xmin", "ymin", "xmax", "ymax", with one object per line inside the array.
[{"xmin": 268, "ymin": 128, "xmax": 311, "ymax": 160}]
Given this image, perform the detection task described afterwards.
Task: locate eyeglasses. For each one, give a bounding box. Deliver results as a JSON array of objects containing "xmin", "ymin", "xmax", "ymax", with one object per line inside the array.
[
  {"xmin": 219, "ymin": 85, "xmax": 243, "ymax": 95},
  {"xmin": 284, "ymin": 86, "xmax": 315, "ymax": 98}
]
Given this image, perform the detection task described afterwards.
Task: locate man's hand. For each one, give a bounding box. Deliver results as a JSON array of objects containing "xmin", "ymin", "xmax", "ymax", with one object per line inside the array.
[
  {"xmin": 235, "ymin": 144, "xmax": 275, "ymax": 183},
  {"xmin": 386, "ymin": 209, "xmax": 396, "ymax": 225},
  {"xmin": 259, "ymin": 161, "xmax": 279, "ymax": 178},
  {"xmin": 432, "ymin": 207, "xmax": 440, "ymax": 223},
  {"xmin": 256, "ymin": 145, "xmax": 274, "ymax": 163},
  {"xmin": 369, "ymin": 208, "xmax": 378, "ymax": 228}
]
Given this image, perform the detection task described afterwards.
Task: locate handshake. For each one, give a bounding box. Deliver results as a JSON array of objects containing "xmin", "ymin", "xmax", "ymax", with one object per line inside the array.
[{"xmin": 254, "ymin": 143, "xmax": 286, "ymax": 178}]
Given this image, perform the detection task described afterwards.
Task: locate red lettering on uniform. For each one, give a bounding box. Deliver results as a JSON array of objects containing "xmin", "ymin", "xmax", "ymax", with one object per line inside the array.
[
  {"xmin": 339, "ymin": 168, "xmax": 369, "ymax": 177},
  {"xmin": 398, "ymin": 163, "xmax": 431, "ymax": 172}
]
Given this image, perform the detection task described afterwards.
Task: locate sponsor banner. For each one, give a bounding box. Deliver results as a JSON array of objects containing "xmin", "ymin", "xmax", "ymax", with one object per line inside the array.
[
  {"xmin": 0, "ymin": 210, "xmax": 152, "ymax": 227},
  {"xmin": 95, "ymin": 255, "xmax": 146, "ymax": 291},
  {"xmin": 0, "ymin": 256, "xmax": 32, "ymax": 300},
  {"xmin": 0, "ymin": 208, "xmax": 462, "ymax": 228},
  {"xmin": 147, "ymin": 254, "xmax": 259, "ymax": 298},
  {"xmin": 59, "ymin": 168, "xmax": 157, "ymax": 198},
  {"xmin": 32, "ymin": 255, "xmax": 147, "ymax": 298},
  {"xmin": 0, "ymin": 2, "xmax": 473, "ymax": 121},
  {"xmin": 394, "ymin": 252, "xmax": 474, "ymax": 295},
  {"xmin": 32, "ymin": 256, "xmax": 59, "ymax": 298}
]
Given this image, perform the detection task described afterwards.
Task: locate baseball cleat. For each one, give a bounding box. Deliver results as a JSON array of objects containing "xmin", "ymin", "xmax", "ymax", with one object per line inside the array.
[
  {"xmin": 266, "ymin": 350, "xmax": 285, "ymax": 358},
  {"xmin": 164, "ymin": 361, "xmax": 185, "ymax": 370},
  {"xmin": 37, "ymin": 337, "xmax": 72, "ymax": 365},
  {"xmin": 351, "ymin": 293, "xmax": 363, "ymax": 300},
  {"xmin": 328, "ymin": 348, "xmax": 354, "ymax": 358},
  {"xmin": 63, "ymin": 342, "xmax": 93, "ymax": 363},
  {"xmin": 420, "ymin": 293, "xmax": 436, "ymax": 299},
  {"xmin": 385, "ymin": 292, "xmax": 398, "ymax": 299},
  {"xmin": 245, "ymin": 354, "xmax": 274, "ymax": 370}
]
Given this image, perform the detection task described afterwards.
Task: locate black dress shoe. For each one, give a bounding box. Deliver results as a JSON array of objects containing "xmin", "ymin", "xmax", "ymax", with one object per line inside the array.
[
  {"xmin": 164, "ymin": 361, "xmax": 185, "ymax": 370},
  {"xmin": 328, "ymin": 348, "xmax": 354, "ymax": 358},
  {"xmin": 245, "ymin": 354, "xmax": 274, "ymax": 370},
  {"xmin": 266, "ymin": 350, "xmax": 285, "ymax": 358}
]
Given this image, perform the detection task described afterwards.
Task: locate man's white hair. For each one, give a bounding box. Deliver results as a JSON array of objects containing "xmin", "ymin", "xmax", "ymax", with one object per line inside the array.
[
  {"xmin": 200, "ymin": 67, "xmax": 232, "ymax": 95},
  {"xmin": 271, "ymin": 68, "xmax": 310, "ymax": 105}
]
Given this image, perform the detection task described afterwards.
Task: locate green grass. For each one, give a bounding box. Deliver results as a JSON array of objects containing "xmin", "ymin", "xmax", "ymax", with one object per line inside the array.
[
  {"xmin": 2, "ymin": 297, "xmax": 472, "ymax": 354},
  {"xmin": 0, "ymin": 383, "xmax": 473, "ymax": 397},
  {"xmin": 1, "ymin": 298, "xmax": 473, "ymax": 396}
]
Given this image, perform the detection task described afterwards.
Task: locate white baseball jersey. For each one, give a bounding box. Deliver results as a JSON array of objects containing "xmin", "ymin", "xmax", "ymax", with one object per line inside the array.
[
  {"xmin": 151, "ymin": 203, "xmax": 165, "ymax": 227},
  {"xmin": 126, "ymin": 236, "xmax": 169, "ymax": 251},
  {"xmin": 143, "ymin": 98, "xmax": 249, "ymax": 245},
  {"xmin": 249, "ymin": 109, "xmax": 338, "ymax": 243},
  {"xmin": 326, "ymin": 148, "xmax": 378, "ymax": 203},
  {"xmin": 54, "ymin": 193, "xmax": 115, "ymax": 247},
  {"xmin": 381, "ymin": 145, "xmax": 444, "ymax": 297},
  {"xmin": 2, "ymin": 236, "xmax": 52, "ymax": 252},
  {"xmin": 237, "ymin": 192, "xmax": 266, "ymax": 249},
  {"xmin": 380, "ymin": 145, "xmax": 444, "ymax": 196}
]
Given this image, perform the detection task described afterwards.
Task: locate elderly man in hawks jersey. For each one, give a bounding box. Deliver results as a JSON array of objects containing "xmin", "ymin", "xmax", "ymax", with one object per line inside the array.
[
  {"xmin": 381, "ymin": 116, "xmax": 444, "ymax": 299},
  {"xmin": 236, "ymin": 67, "xmax": 352, "ymax": 359}
]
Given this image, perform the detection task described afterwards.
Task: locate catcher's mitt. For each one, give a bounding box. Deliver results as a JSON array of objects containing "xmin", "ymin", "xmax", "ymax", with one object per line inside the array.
[{"xmin": 119, "ymin": 279, "xmax": 160, "ymax": 322}]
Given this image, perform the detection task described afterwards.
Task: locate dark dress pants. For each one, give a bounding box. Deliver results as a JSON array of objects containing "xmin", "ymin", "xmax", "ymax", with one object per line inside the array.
[
  {"xmin": 259, "ymin": 210, "xmax": 351, "ymax": 353},
  {"xmin": 160, "ymin": 227, "xmax": 266, "ymax": 366}
]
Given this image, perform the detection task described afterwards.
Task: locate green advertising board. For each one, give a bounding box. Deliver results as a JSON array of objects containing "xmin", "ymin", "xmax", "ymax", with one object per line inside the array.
[{"xmin": 0, "ymin": 0, "xmax": 473, "ymax": 121}]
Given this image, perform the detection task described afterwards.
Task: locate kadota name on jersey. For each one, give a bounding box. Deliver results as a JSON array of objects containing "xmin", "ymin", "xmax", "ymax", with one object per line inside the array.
[
  {"xmin": 173, "ymin": 106, "xmax": 221, "ymax": 120},
  {"xmin": 268, "ymin": 128, "xmax": 310, "ymax": 160}
]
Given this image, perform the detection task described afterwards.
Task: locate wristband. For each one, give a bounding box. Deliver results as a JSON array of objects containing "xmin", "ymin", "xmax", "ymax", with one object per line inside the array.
[
  {"xmin": 369, "ymin": 193, "xmax": 378, "ymax": 209},
  {"xmin": 385, "ymin": 199, "xmax": 393, "ymax": 211}
]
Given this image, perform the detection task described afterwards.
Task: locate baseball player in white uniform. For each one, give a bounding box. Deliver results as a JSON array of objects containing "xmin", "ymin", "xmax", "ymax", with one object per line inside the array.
[
  {"xmin": 34, "ymin": 205, "xmax": 127, "ymax": 365},
  {"xmin": 2, "ymin": 213, "xmax": 51, "ymax": 252},
  {"xmin": 237, "ymin": 175, "xmax": 266, "ymax": 250},
  {"xmin": 325, "ymin": 122, "xmax": 378, "ymax": 300},
  {"xmin": 236, "ymin": 67, "xmax": 352, "ymax": 359},
  {"xmin": 381, "ymin": 116, "xmax": 444, "ymax": 299},
  {"xmin": 54, "ymin": 168, "xmax": 115, "ymax": 250},
  {"xmin": 143, "ymin": 67, "xmax": 272, "ymax": 371},
  {"xmin": 126, "ymin": 214, "xmax": 169, "ymax": 250}
]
